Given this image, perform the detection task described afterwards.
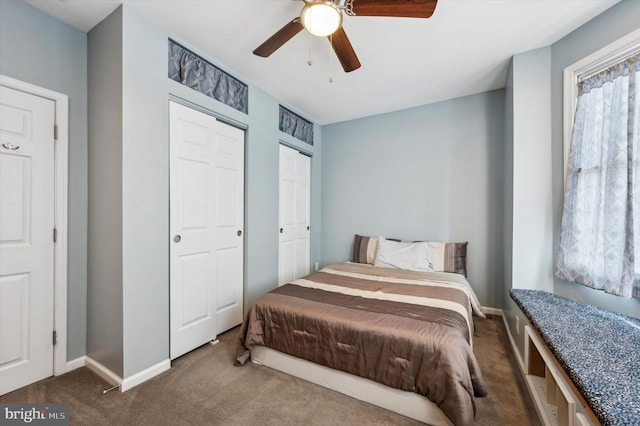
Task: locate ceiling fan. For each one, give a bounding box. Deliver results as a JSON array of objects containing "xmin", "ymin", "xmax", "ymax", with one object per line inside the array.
[{"xmin": 253, "ymin": 0, "xmax": 438, "ymax": 73}]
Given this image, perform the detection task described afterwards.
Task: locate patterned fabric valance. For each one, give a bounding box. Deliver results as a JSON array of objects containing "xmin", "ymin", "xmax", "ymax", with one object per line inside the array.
[
  {"xmin": 578, "ymin": 53, "xmax": 640, "ymax": 96},
  {"xmin": 279, "ymin": 106, "xmax": 313, "ymax": 145},
  {"xmin": 168, "ymin": 40, "xmax": 248, "ymax": 114}
]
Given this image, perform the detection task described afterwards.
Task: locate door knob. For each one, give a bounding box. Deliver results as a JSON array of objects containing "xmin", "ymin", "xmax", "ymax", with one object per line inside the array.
[
  {"xmin": 280, "ymin": 228, "xmax": 283, "ymax": 234},
  {"xmin": 2, "ymin": 141, "xmax": 19, "ymax": 150},
  {"xmin": 307, "ymin": 226, "xmax": 310, "ymax": 231},
  {"xmin": 237, "ymin": 230, "xmax": 242, "ymax": 236},
  {"xmin": 173, "ymin": 235, "xmax": 181, "ymax": 243}
]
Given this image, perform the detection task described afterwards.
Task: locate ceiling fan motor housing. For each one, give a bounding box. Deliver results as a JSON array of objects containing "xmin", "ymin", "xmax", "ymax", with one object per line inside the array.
[{"xmin": 300, "ymin": 1, "xmax": 343, "ymax": 37}]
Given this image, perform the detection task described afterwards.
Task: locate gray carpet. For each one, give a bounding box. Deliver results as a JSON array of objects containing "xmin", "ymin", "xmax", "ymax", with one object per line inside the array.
[{"xmin": 0, "ymin": 315, "xmax": 539, "ymax": 425}]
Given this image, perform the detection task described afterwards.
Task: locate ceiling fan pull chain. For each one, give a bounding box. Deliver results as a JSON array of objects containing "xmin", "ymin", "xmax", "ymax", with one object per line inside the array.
[{"xmin": 307, "ymin": 31, "xmax": 313, "ymax": 66}]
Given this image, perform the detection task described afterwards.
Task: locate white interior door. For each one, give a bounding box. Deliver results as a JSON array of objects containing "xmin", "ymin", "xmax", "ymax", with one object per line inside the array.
[
  {"xmin": 212, "ymin": 120, "xmax": 244, "ymax": 334},
  {"xmin": 279, "ymin": 145, "xmax": 310, "ymax": 286},
  {"xmin": 170, "ymin": 102, "xmax": 217, "ymax": 359},
  {"xmin": 0, "ymin": 86, "xmax": 55, "ymax": 395},
  {"xmin": 170, "ymin": 102, "xmax": 244, "ymax": 359}
]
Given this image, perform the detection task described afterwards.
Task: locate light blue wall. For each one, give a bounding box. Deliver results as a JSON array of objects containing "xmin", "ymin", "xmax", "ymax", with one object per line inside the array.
[
  {"xmin": 504, "ymin": 0, "xmax": 640, "ymax": 361},
  {"xmin": 321, "ymin": 90, "xmax": 505, "ymax": 308},
  {"xmin": 511, "ymin": 47, "xmax": 553, "ymax": 294},
  {"xmin": 550, "ymin": 0, "xmax": 640, "ymax": 318},
  {"xmin": 0, "ymin": 0, "xmax": 88, "ymax": 361},
  {"xmin": 502, "ymin": 47, "xmax": 554, "ymax": 355},
  {"xmin": 87, "ymin": 7, "xmax": 124, "ymax": 376},
  {"xmin": 502, "ymin": 59, "xmax": 521, "ymax": 352},
  {"xmin": 121, "ymin": 7, "xmax": 169, "ymax": 377},
  {"xmin": 85, "ymin": 5, "xmax": 323, "ymax": 379}
]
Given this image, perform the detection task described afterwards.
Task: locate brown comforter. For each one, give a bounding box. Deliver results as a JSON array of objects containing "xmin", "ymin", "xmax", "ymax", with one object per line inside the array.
[{"xmin": 235, "ymin": 263, "xmax": 488, "ymax": 425}]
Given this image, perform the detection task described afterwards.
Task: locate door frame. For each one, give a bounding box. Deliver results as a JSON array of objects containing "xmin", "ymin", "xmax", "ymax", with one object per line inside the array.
[
  {"xmin": 1, "ymin": 74, "xmax": 68, "ymax": 376},
  {"xmin": 278, "ymin": 142, "xmax": 312, "ymax": 285},
  {"xmin": 168, "ymin": 94, "xmax": 248, "ymax": 336}
]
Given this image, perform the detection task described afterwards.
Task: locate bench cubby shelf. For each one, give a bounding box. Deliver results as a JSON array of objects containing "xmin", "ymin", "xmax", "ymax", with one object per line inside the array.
[{"xmin": 524, "ymin": 325, "xmax": 597, "ymax": 426}]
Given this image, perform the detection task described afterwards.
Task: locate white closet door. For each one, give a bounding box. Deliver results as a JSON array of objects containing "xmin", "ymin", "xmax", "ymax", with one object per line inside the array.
[
  {"xmin": 279, "ymin": 145, "xmax": 310, "ymax": 286},
  {"xmin": 0, "ymin": 86, "xmax": 55, "ymax": 395},
  {"xmin": 213, "ymin": 121, "xmax": 244, "ymax": 334},
  {"xmin": 169, "ymin": 102, "xmax": 244, "ymax": 359}
]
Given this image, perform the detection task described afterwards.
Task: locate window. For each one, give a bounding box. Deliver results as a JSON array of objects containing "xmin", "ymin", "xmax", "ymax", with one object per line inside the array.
[{"xmin": 557, "ymin": 31, "xmax": 640, "ymax": 299}]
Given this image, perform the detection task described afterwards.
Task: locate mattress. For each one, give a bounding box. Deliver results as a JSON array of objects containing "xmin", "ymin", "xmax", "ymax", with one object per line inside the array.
[{"xmin": 236, "ymin": 262, "xmax": 488, "ymax": 425}]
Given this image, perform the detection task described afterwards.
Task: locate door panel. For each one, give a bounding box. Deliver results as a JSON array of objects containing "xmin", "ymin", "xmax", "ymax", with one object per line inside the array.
[
  {"xmin": 178, "ymin": 252, "xmax": 210, "ymax": 326},
  {"xmin": 0, "ymin": 86, "xmax": 55, "ymax": 395},
  {"xmin": 0, "ymin": 155, "xmax": 30, "ymax": 242},
  {"xmin": 216, "ymin": 248, "xmax": 238, "ymax": 309},
  {"xmin": 0, "ymin": 274, "xmax": 29, "ymax": 366},
  {"xmin": 179, "ymin": 160, "xmax": 210, "ymax": 229},
  {"xmin": 216, "ymin": 168, "xmax": 238, "ymax": 226}
]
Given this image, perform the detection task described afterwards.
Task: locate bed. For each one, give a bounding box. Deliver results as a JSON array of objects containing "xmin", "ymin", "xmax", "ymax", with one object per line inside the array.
[{"xmin": 235, "ymin": 238, "xmax": 488, "ymax": 426}]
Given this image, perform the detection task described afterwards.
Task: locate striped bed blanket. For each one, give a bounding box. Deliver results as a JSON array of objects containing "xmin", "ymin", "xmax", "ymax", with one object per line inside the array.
[{"xmin": 236, "ymin": 262, "xmax": 487, "ymax": 426}]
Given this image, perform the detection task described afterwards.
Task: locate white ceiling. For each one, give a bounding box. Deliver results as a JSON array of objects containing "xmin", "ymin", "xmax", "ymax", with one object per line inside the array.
[{"xmin": 24, "ymin": 0, "xmax": 619, "ymax": 124}]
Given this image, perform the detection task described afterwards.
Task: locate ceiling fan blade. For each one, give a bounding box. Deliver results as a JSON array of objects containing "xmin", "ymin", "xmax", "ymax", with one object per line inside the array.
[
  {"xmin": 329, "ymin": 27, "xmax": 361, "ymax": 73},
  {"xmin": 350, "ymin": 0, "xmax": 437, "ymax": 18},
  {"xmin": 253, "ymin": 18, "xmax": 304, "ymax": 57}
]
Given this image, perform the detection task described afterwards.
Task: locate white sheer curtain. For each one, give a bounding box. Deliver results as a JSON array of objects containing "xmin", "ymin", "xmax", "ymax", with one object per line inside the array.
[{"xmin": 557, "ymin": 53, "xmax": 640, "ymax": 299}]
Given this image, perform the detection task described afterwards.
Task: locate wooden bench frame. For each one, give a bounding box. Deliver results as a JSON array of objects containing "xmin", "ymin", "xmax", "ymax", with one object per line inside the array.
[{"xmin": 523, "ymin": 320, "xmax": 601, "ymax": 426}]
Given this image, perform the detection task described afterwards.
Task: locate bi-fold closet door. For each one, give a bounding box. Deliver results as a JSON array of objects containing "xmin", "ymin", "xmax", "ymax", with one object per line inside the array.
[
  {"xmin": 169, "ymin": 101, "xmax": 244, "ymax": 360},
  {"xmin": 279, "ymin": 144, "xmax": 311, "ymax": 286}
]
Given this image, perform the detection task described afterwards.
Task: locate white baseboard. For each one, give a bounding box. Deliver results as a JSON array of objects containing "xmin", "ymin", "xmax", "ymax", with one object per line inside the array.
[
  {"xmin": 84, "ymin": 356, "xmax": 171, "ymax": 392},
  {"xmin": 120, "ymin": 359, "xmax": 170, "ymax": 392},
  {"xmin": 84, "ymin": 356, "xmax": 123, "ymax": 387},
  {"xmin": 502, "ymin": 312, "xmax": 525, "ymax": 373},
  {"xmin": 65, "ymin": 356, "xmax": 86, "ymax": 373},
  {"xmin": 481, "ymin": 306, "xmax": 503, "ymax": 317}
]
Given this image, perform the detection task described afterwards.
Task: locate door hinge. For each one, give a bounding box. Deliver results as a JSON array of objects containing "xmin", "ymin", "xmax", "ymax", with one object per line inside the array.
[
  {"xmin": 54, "ymin": 125, "xmax": 58, "ymax": 140},
  {"xmin": 53, "ymin": 330, "xmax": 57, "ymax": 346},
  {"xmin": 53, "ymin": 227, "xmax": 57, "ymax": 243}
]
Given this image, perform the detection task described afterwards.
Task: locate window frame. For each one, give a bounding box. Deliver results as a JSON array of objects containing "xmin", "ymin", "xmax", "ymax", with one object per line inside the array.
[{"xmin": 562, "ymin": 28, "xmax": 640, "ymax": 187}]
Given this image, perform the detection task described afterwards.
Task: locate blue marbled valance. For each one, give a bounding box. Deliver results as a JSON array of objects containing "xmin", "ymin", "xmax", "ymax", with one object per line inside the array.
[
  {"xmin": 168, "ymin": 40, "xmax": 248, "ymax": 114},
  {"xmin": 279, "ymin": 106, "xmax": 313, "ymax": 145}
]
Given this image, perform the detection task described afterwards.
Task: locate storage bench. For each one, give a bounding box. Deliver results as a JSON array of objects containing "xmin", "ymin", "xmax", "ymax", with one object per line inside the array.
[{"xmin": 510, "ymin": 289, "xmax": 640, "ymax": 426}]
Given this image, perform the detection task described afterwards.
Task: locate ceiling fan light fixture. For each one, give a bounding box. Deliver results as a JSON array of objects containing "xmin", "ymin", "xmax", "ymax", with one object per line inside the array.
[{"xmin": 300, "ymin": 2, "xmax": 342, "ymax": 37}]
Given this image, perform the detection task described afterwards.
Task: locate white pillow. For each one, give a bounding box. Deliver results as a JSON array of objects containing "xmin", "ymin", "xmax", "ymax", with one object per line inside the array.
[
  {"xmin": 427, "ymin": 241, "xmax": 445, "ymax": 271},
  {"xmin": 374, "ymin": 239, "xmax": 433, "ymax": 272}
]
